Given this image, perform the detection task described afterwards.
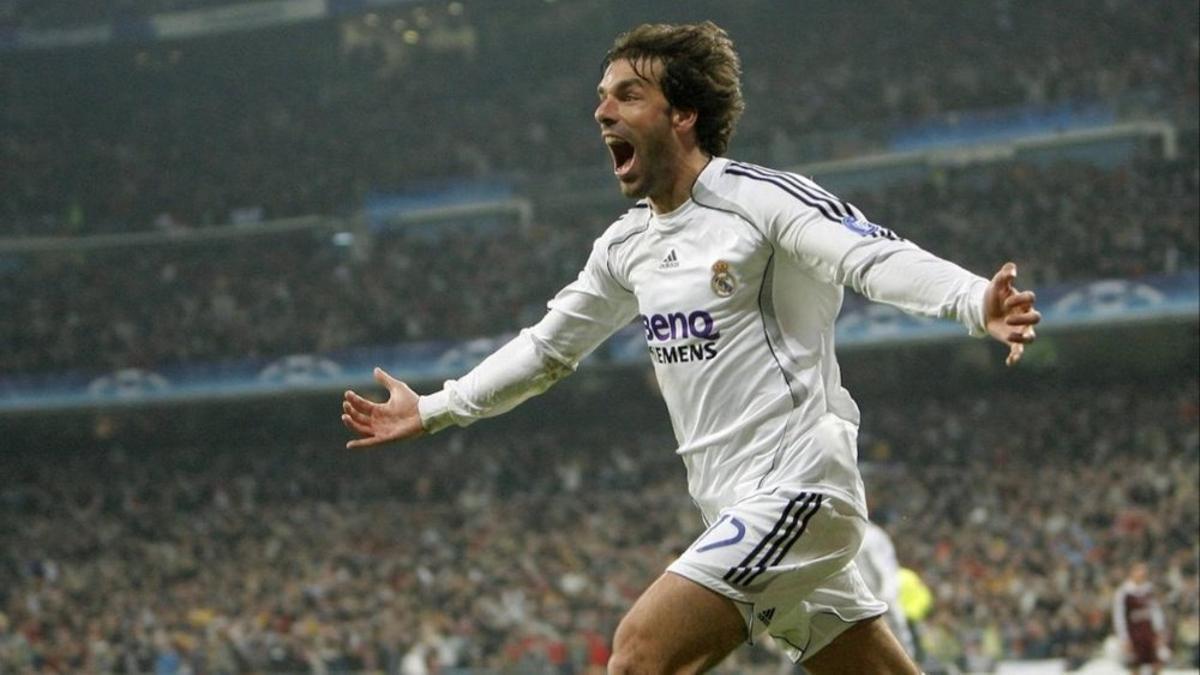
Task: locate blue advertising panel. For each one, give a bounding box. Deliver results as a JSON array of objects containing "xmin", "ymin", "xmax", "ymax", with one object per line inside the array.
[{"xmin": 1, "ymin": 273, "xmax": 1195, "ymax": 413}]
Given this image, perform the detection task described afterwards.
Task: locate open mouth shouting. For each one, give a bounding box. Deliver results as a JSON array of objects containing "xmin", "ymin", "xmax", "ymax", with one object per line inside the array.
[{"xmin": 605, "ymin": 134, "xmax": 638, "ymax": 182}]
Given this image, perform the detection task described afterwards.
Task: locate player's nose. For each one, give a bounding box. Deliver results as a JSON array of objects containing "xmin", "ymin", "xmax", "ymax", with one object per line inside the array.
[{"xmin": 594, "ymin": 96, "xmax": 617, "ymax": 127}]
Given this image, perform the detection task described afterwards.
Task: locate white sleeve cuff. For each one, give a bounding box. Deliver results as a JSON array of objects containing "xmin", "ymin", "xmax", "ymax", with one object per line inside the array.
[
  {"xmin": 418, "ymin": 389, "xmax": 457, "ymax": 434},
  {"xmin": 965, "ymin": 278, "xmax": 990, "ymax": 338}
]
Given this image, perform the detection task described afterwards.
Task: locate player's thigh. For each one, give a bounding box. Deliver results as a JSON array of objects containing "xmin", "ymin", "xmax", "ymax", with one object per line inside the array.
[
  {"xmin": 609, "ymin": 571, "xmax": 747, "ymax": 674},
  {"xmin": 802, "ymin": 615, "xmax": 920, "ymax": 675}
]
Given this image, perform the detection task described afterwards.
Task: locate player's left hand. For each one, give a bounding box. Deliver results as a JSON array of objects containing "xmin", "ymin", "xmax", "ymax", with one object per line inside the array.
[{"xmin": 984, "ymin": 262, "xmax": 1040, "ymax": 366}]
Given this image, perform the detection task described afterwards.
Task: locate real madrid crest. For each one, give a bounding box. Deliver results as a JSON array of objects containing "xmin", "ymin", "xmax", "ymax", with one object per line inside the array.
[{"xmin": 711, "ymin": 260, "xmax": 736, "ymax": 297}]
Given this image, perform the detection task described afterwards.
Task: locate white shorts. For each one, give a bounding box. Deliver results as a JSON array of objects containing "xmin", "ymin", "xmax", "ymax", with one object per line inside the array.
[{"xmin": 666, "ymin": 488, "xmax": 887, "ymax": 662}]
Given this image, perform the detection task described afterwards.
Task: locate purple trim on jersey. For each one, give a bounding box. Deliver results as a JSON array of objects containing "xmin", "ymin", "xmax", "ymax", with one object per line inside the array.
[
  {"xmin": 755, "ymin": 251, "xmax": 806, "ymax": 407},
  {"xmin": 723, "ymin": 167, "xmax": 839, "ymax": 223},
  {"xmin": 604, "ymin": 222, "xmax": 649, "ymax": 293},
  {"xmin": 726, "ymin": 162, "xmax": 850, "ymax": 221},
  {"xmin": 734, "ymin": 161, "xmax": 852, "ymax": 219},
  {"xmin": 730, "ymin": 161, "xmax": 852, "ymax": 219},
  {"xmin": 695, "ymin": 515, "xmax": 748, "ymax": 553}
]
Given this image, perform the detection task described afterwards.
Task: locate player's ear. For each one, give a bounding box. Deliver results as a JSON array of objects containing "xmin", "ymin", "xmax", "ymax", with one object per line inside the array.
[{"xmin": 671, "ymin": 106, "xmax": 698, "ymax": 134}]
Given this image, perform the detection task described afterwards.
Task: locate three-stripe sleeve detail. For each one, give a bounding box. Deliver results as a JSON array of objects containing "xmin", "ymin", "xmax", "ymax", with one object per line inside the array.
[
  {"xmin": 739, "ymin": 162, "xmax": 849, "ymax": 219},
  {"xmin": 725, "ymin": 162, "xmax": 850, "ymax": 223}
]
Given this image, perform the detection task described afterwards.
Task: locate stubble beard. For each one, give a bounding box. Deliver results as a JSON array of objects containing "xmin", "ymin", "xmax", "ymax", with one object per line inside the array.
[{"xmin": 617, "ymin": 124, "xmax": 674, "ymax": 201}]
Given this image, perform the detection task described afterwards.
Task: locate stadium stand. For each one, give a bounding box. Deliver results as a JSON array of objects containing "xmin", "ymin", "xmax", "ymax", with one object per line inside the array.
[
  {"xmin": 1, "ymin": 0, "xmax": 1195, "ymax": 234},
  {"xmin": 1, "ymin": 377, "xmax": 1196, "ymax": 673},
  {"xmin": 0, "ymin": 0, "xmax": 262, "ymax": 29},
  {"xmin": 1, "ymin": 153, "xmax": 1195, "ymax": 376}
]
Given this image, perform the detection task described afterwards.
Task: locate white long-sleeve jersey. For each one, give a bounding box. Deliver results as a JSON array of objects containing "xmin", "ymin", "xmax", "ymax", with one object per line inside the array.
[{"xmin": 419, "ymin": 158, "xmax": 988, "ymax": 520}]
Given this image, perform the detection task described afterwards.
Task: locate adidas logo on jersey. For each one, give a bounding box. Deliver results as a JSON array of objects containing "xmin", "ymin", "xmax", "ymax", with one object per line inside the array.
[
  {"xmin": 756, "ymin": 607, "xmax": 775, "ymax": 626},
  {"xmin": 658, "ymin": 249, "xmax": 679, "ymax": 270}
]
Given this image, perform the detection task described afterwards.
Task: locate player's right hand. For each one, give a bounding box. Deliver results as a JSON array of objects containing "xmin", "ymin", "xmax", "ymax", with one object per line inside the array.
[{"xmin": 341, "ymin": 367, "xmax": 425, "ymax": 448}]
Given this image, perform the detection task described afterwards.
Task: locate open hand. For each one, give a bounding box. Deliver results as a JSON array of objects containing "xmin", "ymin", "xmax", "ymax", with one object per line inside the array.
[
  {"xmin": 341, "ymin": 367, "xmax": 425, "ymax": 448},
  {"xmin": 984, "ymin": 262, "xmax": 1041, "ymax": 366}
]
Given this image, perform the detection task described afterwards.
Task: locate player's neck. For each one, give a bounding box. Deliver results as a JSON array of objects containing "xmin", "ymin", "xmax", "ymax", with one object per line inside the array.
[{"xmin": 647, "ymin": 148, "xmax": 711, "ymax": 215}]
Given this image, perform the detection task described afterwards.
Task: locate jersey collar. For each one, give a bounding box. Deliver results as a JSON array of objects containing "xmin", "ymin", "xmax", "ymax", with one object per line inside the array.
[
  {"xmin": 649, "ymin": 157, "xmax": 729, "ymax": 232},
  {"xmin": 690, "ymin": 156, "xmax": 730, "ymax": 202}
]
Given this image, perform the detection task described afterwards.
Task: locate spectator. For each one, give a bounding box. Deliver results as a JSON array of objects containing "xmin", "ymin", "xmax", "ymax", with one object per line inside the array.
[
  {"xmin": 0, "ymin": 377, "xmax": 1195, "ymax": 672},
  {"xmin": 0, "ymin": 154, "xmax": 1195, "ymax": 376},
  {"xmin": 1, "ymin": 0, "xmax": 1195, "ymax": 235}
]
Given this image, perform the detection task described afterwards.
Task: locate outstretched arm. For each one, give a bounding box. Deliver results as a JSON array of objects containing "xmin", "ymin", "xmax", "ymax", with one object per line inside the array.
[
  {"xmin": 849, "ymin": 251, "xmax": 1041, "ymax": 366},
  {"xmin": 342, "ymin": 229, "xmax": 638, "ymax": 448},
  {"xmin": 775, "ymin": 205, "xmax": 1040, "ymax": 365},
  {"xmin": 760, "ymin": 173, "xmax": 1041, "ymax": 365},
  {"xmin": 340, "ymin": 313, "xmax": 593, "ymax": 449}
]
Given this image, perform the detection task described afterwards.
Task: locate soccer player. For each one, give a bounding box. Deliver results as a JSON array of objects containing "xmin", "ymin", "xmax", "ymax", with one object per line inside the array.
[
  {"xmin": 342, "ymin": 21, "xmax": 1040, "ymax": 673},
  {"xmin": 1114, "ymin": 562, "xmax": 1170, "ymax": 674}
]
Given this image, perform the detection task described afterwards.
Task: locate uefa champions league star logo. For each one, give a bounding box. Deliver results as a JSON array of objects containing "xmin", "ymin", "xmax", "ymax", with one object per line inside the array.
[
  {"xmin": 840, "ymin": 215, "xmax": 903, "ymax": 242},
  {"xmin": 711, "ymin": 260, "xmax": 736, "ymax": 297},
  {"xmin": 841, "ymin": 214, "xmax": 881, "ymax": 237}
]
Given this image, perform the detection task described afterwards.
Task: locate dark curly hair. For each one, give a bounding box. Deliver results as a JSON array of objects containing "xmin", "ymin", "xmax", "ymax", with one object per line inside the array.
[{"xmin": 603, "ymin": 21, "xmax": 745, "ymax": 157}]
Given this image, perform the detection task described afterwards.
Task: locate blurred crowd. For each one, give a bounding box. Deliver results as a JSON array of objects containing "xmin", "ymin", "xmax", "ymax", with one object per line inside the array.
[
  {"xmin": 853, "ymin": 153, "xmax": 1199, "ymax": 286},
  {"xmin": 0, "ymin": 0, "xmax": 251, "ymax": 29},
  {"xmin": 1, "ymin": 377, "xmax": 1196, "ymax": 673},
  {"xmin": 861, "ymin": 381, "xmax": 1200, "ymax": 671},
  {"xmin": 2, "ymin": 153, "xmax": 1196, "ymax": 376},
  {"xmin": 1, "ymin": 0, "xmax": 1196, "ymax": 234}
]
